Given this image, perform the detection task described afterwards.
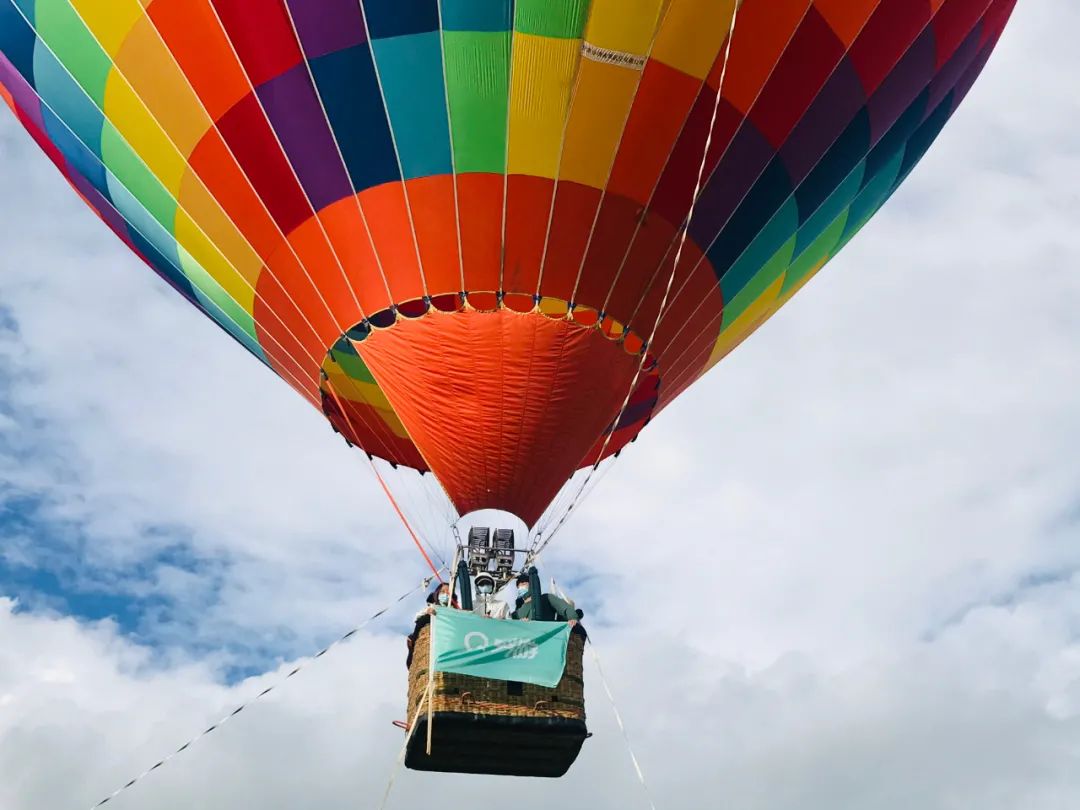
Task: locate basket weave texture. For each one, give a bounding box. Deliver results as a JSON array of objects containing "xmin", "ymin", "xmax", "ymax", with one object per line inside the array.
[{"xmin": 408, "ymin": 622, "xmax": 585, "ymax": 722}]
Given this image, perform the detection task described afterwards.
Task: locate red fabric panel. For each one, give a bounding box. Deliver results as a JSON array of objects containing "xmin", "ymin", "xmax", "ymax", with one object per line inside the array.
[
  {"xmin": 538, "ymin": 182, "xmax": 602, "ymax": 304},
  {"xmin": 356, "ymin": 309, "xmax": 641, "ymax": 525},
  {"xmin": 607, "ymin": 61, "xmax": 701, "ymax": 206},
  {"xmin": 216, "ymin": 94, "xmax": 312, "ymax": 234},
  {"xmin": 850, "ymin": 0, "xmax": 933, "ymax": 96},
  {"xmin": 503, "ymin": 174, "xmax": 553, "ymax": 295},
  {"xmin": 457, "ymin": 173, "xmax": 503, "ymax": 294},
  {"xmin": 748, "ymin": 8, "xmax": 846, "ymax": 149},
  {"xmin": 210, "ymin": 0, "xmax": 303, "ymax": 87}
]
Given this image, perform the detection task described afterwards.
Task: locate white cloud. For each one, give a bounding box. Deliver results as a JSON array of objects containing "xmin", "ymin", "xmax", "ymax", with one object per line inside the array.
[{"xmin": 2, "ymin": 2, "xmax": 1080, "ymax": 808}]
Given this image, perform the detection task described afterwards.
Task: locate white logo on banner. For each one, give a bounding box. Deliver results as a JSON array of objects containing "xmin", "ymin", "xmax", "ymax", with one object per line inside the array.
[{"xmin": 462, "ymin": 631, "xmax": 539, "ymax": 660}]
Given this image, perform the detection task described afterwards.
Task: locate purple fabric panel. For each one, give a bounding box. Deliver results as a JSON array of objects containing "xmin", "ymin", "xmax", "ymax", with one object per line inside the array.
[
  {"xmin": 687, "ymin": 123, "xmax": 775, "ymax": 248},
  {"xmin": 779, "ymin": 57, "xmax": 865, "ymax": 187},
  {"xmin": 0, "ymin": 50, "xmax": 45, "ymax": 131},
  {"xmin": 926, "ymin": 25, "xmax": 982, "ymax": 114},
  {"xmin": 69, "ymin": 170, "xmax": 129, "ymax": 239},
  {"xmin": 286, "ymin": 0, "xmax": 367, "ymax": 58},
  {"xmin": 867, "ymin": 27, "xmax": 936, "ymax": 143},
  {"xmin": 946, "ymin": 35, "xmax": 995, "ymax": 114},
  {"xmin": 256, "ymin": 62, "xmax": 353, "ymax": 210}
]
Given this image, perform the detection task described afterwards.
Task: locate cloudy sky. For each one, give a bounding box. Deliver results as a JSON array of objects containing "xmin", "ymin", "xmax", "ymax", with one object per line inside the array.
[{"xmin": 2, "ymin": 4, "xmax": 1079, "ymax": 809}]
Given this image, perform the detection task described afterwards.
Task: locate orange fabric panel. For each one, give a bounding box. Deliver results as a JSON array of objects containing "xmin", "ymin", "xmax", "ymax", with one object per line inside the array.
[
  {"xmin": 355, "ymin": 182, "xmax": 425, "ymax": 304},
  {"xmin": 719, "ymin": 0, "xmax": 811, "ymax": 112},
  {"xmin": 356, "ymin": 309, "xmax": 640, "ymax": 526},
  {"xmin": 147, "ymin": 0, "xmax": 251, "ymax": 121},
  {"xmin": 187, "ymin": 129, "xmax": 283, "ymax": 261},
  {"xmin": 405, "ymin": 175, "xmax": 462, "ymax": 296},
  {"xmin": 813, "ymin": 0, "xmax": 882, "ymax": 46},
  {"xmin": 280, "ymin": 216, "xmax": 364, "ymax": 337},
  {"xmin": 252, "ymin": 273, "xmax": 323, "ymax": 394},
  {"xmin": 457, "ymin": 173, "xmax": 503, "ymax": 295},
  {"xmin": 317, "ymin": 196, "xmax": 395, "ymax": 316},
  {"xmin": 607, "ymin": 61, "xmax": 702, "ymax": 206}
]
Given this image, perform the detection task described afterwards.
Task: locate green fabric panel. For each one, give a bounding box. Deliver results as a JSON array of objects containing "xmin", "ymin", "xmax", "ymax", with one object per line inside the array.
[
  {"xmin": 720, "ymin": 196, "xmax": 800, "ymax": 308},
  {"xmin": 99, "ymin": 122, "xmax": 177, "ymax": 231},
  {"xmin": 445, "ymin": 31, "xmax": 509, "ymax": 174},
  {"xmin": 720, "ymin": 234, "xmax": 796, "ymax": 329},
  {"xmin": 178, "ymin": 246, "xmax": 261, "ymax": 350},
  {"xmin": 514, "ymin": 0, "xmax": 591, "ymax": 38},
  {"xmin": 794, "ymin": 161, "xmax": 865, "ymax": 256},
  {"xmin": 33, "ymin": 0, "xmax": 111, "ymax": 106},
  {"xmin": 335, "ymin": 348, "xmax": 378, "ymax": 385},
  {"xmin": 780, "ymin": 213, "xmax": 849, "ymax": 297},
  {"xmin": 842, "ymin": 150, "xmax": 904, "ymax": 243}
]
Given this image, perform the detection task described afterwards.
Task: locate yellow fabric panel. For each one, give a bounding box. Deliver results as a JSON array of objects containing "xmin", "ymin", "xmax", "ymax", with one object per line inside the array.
[
  {"xmin": 175, "ymin": 170, "xmax": 260, "ymax": 311},
  {"xmin": 103, "ymin": 71, "xmax": 187, "ymax": 193},
  {"xmin": 325, "ymin": 371, "xmax": 412, "ymax": 439},
  {"xmin": 67, "ymin": 0, "xmax": 142, "ymax": 55},
  {"xmin": 326, "ymin": 368, "xmax": 395, "ymax": 413},
  {"xmin": 584, "ymin": 0, "xmax": 666, "ymax": 55},
  {"xmin": 652, "ymin": 0, "xmax": 737, "ymax": 80},
  {"xmin": 705, "ymin": 272, "xmax": 786, "ymax": 370},
  {"xmin": 559, "ymin": 58, "xmax": 641, "ymax": 188},
  {"xmin": 507, "ymin": 33, "xmax": 581, "ymax": 178},
  {"xmin": 112, "ymin": 14, "xmax": 212, "ymax": 158},
  {"xmin": 775, "ymin": 255, "xmax": 829, "ymax": 309}
]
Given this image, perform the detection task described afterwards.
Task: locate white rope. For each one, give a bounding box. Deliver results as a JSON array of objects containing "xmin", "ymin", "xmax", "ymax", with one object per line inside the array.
[
  {"xmin": 548, "ymin": 579, "xmax": 656, "ymax": 810},
  {"xmin": 590, "ymin": 640, "xmax": 658, "ymax": 810},
  {"xmin": 89, "ymin": 573, "xmax": 442, "ymax": 809},
  {"xmin": 378, "ymin": 688, "xmax": 431, "ymax": 810},
  {"xmin": 526, "ymin": 2, "xmax": 743, "ymax": 565}
]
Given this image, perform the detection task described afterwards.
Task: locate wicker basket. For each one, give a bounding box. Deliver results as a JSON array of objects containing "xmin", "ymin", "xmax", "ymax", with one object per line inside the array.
[
  {"xmin": 407, "ymin": 624, "xmax": 586, "ymax": 721},
  {"xmin": 404, "ymin": 622, "xmax": 589, "ymax": 776}
]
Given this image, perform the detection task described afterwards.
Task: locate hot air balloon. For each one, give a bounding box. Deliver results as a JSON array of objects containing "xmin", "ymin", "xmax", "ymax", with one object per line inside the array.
[{"xmin": 0, "ymin": 0, "xmax": 1016, "ymax": 780}]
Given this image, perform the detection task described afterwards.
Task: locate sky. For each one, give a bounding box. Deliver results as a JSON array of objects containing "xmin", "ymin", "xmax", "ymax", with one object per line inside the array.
[{"xmin": 2, "ymin": 4, "xmax": 1079, "ymax": 809}]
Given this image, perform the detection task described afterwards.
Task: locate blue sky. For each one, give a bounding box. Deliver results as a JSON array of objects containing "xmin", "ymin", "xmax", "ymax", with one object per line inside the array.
[{"xmin": 3, "ymin": 4, "xmax": 1080, "ymax": 810}]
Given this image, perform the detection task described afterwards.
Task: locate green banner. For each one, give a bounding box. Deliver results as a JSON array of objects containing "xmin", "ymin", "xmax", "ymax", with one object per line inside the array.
[{"xmin": 430, "ymin": 608, "xmax": 571, "ymax": 688}]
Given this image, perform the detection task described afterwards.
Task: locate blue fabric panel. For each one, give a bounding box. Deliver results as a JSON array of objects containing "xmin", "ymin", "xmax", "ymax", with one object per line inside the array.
[
  {"xmin": 705, "ymin": 156, "xmax": 793, "ymax": 281},
  {"xmin": 794, "ymin": 108, "xmax": 871, "ymax": 222},
  {"xmin": 364, "ymin": 0, "xmax": 439, "ymax": 39},
  {"xmin": 0, "ymin": 0, "xmax": 37, "ymax": 82},
  {"xmin": 441, "ymin": 0, "xmax": 514, "ymax": 32},
  {"xmin": 371, "ymin": 32, "xmax": 452, "ymax": 179},
  {"xmin": 39, "ymin": 102, "xmax": 108, "ymax": 194},
  {"xmin": 310, "ymin": 44, "xmax": 401, "ymax": 192},
  {"xmin": 32, "ymin": 44, "xmax": 104, "ymax": 156}
]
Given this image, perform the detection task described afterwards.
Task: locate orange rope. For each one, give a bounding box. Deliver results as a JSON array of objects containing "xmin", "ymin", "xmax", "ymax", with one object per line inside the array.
[{"xmin": 324, "ymin": 381, "xmax": 443, "ymax": 582}]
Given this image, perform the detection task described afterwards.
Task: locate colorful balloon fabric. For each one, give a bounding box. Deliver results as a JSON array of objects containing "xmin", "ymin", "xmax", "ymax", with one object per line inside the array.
[{"xmin": 0, "ymin": 0, "xmax": 1016, "ymax": 525}]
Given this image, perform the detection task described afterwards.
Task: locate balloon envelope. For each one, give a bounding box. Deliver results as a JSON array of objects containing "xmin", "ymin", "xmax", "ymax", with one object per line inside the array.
[{"xmin": 0, "ymin": 0, "xmax": 1015, "ymax": 525}]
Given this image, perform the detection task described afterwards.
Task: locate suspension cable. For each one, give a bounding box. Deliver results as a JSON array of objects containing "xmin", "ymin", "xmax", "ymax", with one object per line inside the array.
[
  {"xmin": 90, "ymin": 573, "xmax": 442, "ymax": 809},
  {"xmin": 527, "ymin": 2, "xmax": 743, "ymax": 565}
]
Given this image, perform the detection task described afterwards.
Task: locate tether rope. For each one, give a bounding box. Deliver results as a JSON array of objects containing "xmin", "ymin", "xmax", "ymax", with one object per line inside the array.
[
  {"xmin": 590, "ymin": 639, "xmax": 658, "ymax": 810},
  {"xmin": 526, "ymin": 1, "xmax": 743, "ymax": 567},
  {"xmin": 89, "ymin": 574, "xmax": 441, "ymax": 809},
  {"xmin": 548, "ymin": 579, "xmax": 657, "ymax": 810},
  {"xmin": 323, "ymin": 384, "xmax": 445, "ymax": 580}
]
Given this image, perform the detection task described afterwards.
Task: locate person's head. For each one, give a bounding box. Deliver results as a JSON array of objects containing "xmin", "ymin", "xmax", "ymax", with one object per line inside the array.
[
  {"xmin": 474, "ymin": 573, "xmax": 496, "ymax": 597},
  {"xmin": 515, "ymin": 573, "xmax": 531, "ymax": 598},
  {"xmin": 427, "ymin": 582, "xmax": 452, "ymax": 607}
]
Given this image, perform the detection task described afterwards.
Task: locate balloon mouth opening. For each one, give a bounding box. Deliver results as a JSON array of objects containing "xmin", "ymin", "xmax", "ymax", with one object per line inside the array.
[{"xmin": 324, "ymin": 294, "xmax": 652, "ymax": 359}]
